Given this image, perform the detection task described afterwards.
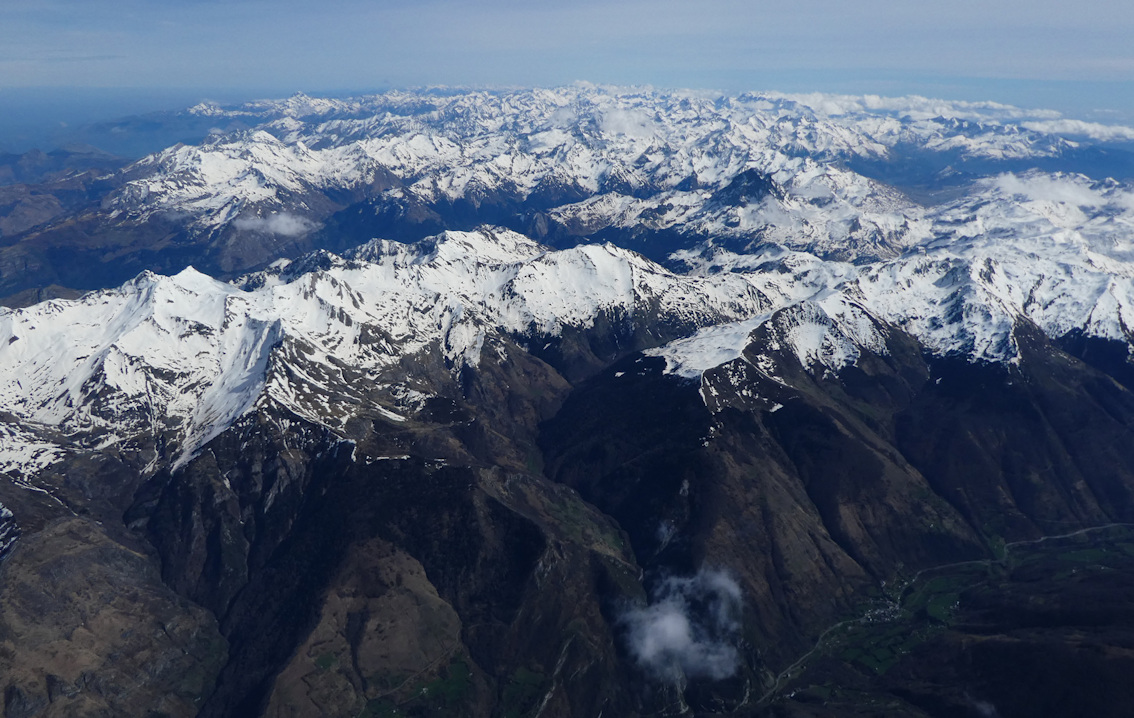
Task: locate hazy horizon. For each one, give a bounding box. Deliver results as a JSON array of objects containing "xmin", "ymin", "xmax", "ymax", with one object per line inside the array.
[
  {"xmin": 3, "ymin": 0, "xmax": 1133, "ymax": 152},
  {"xmin": 4, "ymin": 77, "xmax": 1134, "ymax": 157}
]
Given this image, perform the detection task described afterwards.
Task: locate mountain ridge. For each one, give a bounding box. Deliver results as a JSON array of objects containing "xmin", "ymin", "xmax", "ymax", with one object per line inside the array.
[{"xmin": 3, "ymin": 85, "xmax": 1134, "ymax": 305}]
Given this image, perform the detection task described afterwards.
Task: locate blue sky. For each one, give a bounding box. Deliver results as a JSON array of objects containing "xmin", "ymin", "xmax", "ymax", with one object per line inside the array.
[{"xmin": 2, "ymin": 0, "xmax": 1133, "ymax": 130}]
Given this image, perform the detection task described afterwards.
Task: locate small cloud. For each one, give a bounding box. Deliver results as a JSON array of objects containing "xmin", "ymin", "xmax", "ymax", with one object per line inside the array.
[
  {"xmin": 1022, "ymin": 119, "xmax": 1134, "ymax": 143},
  {"xmin": 966, "ymin": 694, "xmax": 1002, "ymax": 718},
  {"xmin": 620, "ymin": 567, "xmax": 743, "ymax": 683},
  {"xmin": 773, "ymin": 91, "xmax": 1064, "ymax": 124},
  {"xmin": 600, "ymin": 107, "xmax": 655, "ymax": 139},
  {"xmin": 233, "ymin": 212, "xmax": 319, "ymax": 237},
  {"xmin": 992, "ymin": 172, "xmax": 1108, "ymax": 208}
]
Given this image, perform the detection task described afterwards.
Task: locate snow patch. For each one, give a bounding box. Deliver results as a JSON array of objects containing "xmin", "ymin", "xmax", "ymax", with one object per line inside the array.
[
  {"xmin": 0, "ymin": 426, "xmax": 64, "ymax": 479},
  {"xmin": 646, "ymin": 316, "xmax": 769, "ymax": 379}
]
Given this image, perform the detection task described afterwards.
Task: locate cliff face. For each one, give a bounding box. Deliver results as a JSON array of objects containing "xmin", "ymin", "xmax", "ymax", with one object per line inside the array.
[{"xmin": 0, "ymin": 485, "xmax": 225, "ymax": 718}]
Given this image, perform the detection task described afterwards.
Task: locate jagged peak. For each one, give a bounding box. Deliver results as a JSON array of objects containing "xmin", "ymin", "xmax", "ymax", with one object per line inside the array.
[{"xmin": 348, "ymin": 228, "xmax": 547, "ymax": 268}]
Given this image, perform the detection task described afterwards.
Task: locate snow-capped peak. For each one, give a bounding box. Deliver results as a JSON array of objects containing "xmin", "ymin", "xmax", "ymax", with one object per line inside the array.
[{"xmin": 0, "ymin": 228, "xmax": 770, "ymax": 473}]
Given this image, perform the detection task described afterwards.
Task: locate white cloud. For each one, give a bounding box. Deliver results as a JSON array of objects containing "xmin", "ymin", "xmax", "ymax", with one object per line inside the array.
[
  {"xmin": 600, "ymin": 107, "xmax": 655, "ymax": 139},
  {"xmin": 992, "ymin": 173, "xmax": 1108, "ymax": 208},
  {"xmin": 1022, "ymin": 119, "xmax": 1134, "ymax": 142},
  {"xmin": 775, "ymin": 92, "xmax": 1134, "ymax": 146},
  {"xmin": 233, "ymin": 212, "xmax": 318, "ymax": 236},
  {"xmin": 777, "ymin": 91, "xmax": 1065, "ymax": 124},
  {"xmin": 620, "ymin": 567, "xmax": 743, "ymax": 683}
]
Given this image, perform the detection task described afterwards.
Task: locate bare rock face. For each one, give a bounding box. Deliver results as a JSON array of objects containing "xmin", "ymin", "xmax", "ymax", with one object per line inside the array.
[
  {"xmin": 119, "ymin": 342, "xmax": 649, "ymax": 717},
  {"xmin": 0, "ymin": 504, "xmax": 17, "ymax": 563},
  {"xmin": 261, "ymin": 538, "xmax": 472, "ymax": 717},
  {"xmin": 0, "ymin": 517, "xmax": 226, "ymax": 718}
]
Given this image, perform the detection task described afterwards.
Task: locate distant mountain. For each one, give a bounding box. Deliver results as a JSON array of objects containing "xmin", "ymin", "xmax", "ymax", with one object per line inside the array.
[
  {"xmin": 3, "ymin": 88, "xmax": 1134, "ymax": 717},
  {"xmin": 3, "ymin": 86, "xmax": 1133, "ymax": 304},
  {"xmin": 0, "ymin": 146, "xmax": 126, "ymax": 239}
]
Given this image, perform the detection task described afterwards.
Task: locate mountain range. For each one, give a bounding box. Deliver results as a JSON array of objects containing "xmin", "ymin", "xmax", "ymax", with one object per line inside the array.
[{"xmin": 2, "ymin": 86, "xmax": 1134, "ymax": 717}]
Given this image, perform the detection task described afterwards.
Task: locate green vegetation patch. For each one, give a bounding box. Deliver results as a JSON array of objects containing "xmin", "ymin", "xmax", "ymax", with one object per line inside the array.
[
  {"xmin": 419, "ymin": 659, "xmax": 472, "ymax": 709},
  {"xmin": 905, "ymin": 568, "xmax": 985, "ymax": 616},
  {"xmin": 545, "ymin": 491, "xmax": 624, "ymax": 553},
  {"xmin": 857, "ymin": 647, "xmax": 897, "ymax": 675},
  {"xmin": 500, "ymin": 667, "xmax": 547, "ymax": 718},
  {"xmin": 925, "ymin": 592, "xmax": 959, "ymax": 623},
  {"xmin": 359, "ymin": 657, "xmax": 475, "ymax": 717},
  {"xmin": 840, "ymin": 528, "xmax": 1134, "ymax": 677}
]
